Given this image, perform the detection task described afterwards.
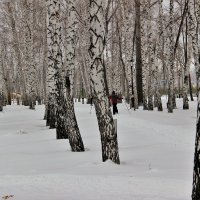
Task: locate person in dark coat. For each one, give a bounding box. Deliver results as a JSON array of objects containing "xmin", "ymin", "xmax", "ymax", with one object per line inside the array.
[{"xmin": 110, "ymin": 91, "xmax": 118, "ymax": 115}]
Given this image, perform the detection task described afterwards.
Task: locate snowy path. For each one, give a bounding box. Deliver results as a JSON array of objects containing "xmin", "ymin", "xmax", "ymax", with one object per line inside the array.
[{"xmin": 0, "ymin": 99, "xmax": 196, "ymax": 200}]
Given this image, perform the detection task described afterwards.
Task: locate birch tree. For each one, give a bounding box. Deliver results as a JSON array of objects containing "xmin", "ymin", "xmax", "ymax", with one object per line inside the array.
[
  {"xmin": 23, "ymin": 0, "xmax": 37, "ymax": 109},
  {"xmin": 140, "ymin": 0, "xmax": 148, "ymax": 110},
  {"xmin": 167, "ymin": 0, "xmax": 174, "ymax": 113},
  {"xmin": 89, "ymin": 0, "xmax": 120, "ymax": 164},
  {"xmin": 63, "ymin": 0, "xmax": 85, "ymax": 151},
  {"xmin": 46, "ymin": 0, "xmax": 68, "ymax": 139},
  {"xmin": 135, "ymin": 0, "xmax": 143, "ymax": 106},
  {"xmin": 6, "ymin": 2, "xmax": 27, "ymax": 104},
  {"xmin": 154, "ymin": 0, "xmax": 163, "ymax": 111},
  {"xmin": 46, "ymin": 0, "xmax": 85, "ymax": 151},
  {"xmin": 123, "ymin": 1, "xmax": 137, "ymax": 109},
  {"xmin": 182, "ymin": 16, "xmax": 189, "ymax": 110},
  {"xmin": 147, "ymin": 0, "xmax": 154, "ymax": 111},
  {"xmin": 46, "ymin": 0, "xmax": 58, "ymax": 129},
  {"xmin": 188, "ymin": 0, "xmax": 200, "ymax": 197},
  {"xmin": 0, "ymin": 52, "xmax": 4, "ymax": 111}
]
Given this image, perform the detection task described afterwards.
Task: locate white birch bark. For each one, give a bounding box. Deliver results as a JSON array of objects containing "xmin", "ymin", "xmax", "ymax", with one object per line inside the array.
[
  {"xmin": 133, "ymin": 65, "xmax": 139, "ymax": 109},
  {"xmin": 167, "ymin": 0, "xmax": 174, "ymax": 113},
  {"xmin": 147, "ymin": 0, "xmax": 154, "ymax": 111},
  {"xmin": 46, "ymin": 0, "xmax": 85, "ymax": 151},
  {"xmin": 124, "ymin": 3, "xmax": 136, "ymax": 109},
  {"xmin": 182, "ymin": 20, "xmax": 189, "ymax": 110},
  {"xmin": 154, "ymin": 0, "xmax": 163, "ymax": 111},
  {"xmin": 7, "ymin": 2, "xmax": 27, "ymax": 103},
  {"xmin": 111, "ymin": 37, "xmax": 121, "ymax": 94},
  {"xmin": 62, "ymin": 0, "xmax": 85, "ymax": 151},
  {"xmin": 89, "ymin": 0, "xmax": 120, "ymax": 164},
  {"xmin": 46, "ymin": 0, "xmax": 58, "ymax": 128},
  {"xmin": 189, "ymin": 0, "xmax": 200, "ymax": 198},
  {"xmin": 188, "ymin": 0, "xmax": 199, "ymax": 85},
  {"xmin": 65, "ymin": 0, "xmax": 78, "ymax": 95},
  {"xmin": 23, "ymin": 0, "xmax": 37, "ymax": 109},
  {"xmin": 141, "ymin": 0, "xmax": 148, "ymax": 110},
  {"xmin": 0, "ymin": 53, "xmax": 4, "ymax": 111}
]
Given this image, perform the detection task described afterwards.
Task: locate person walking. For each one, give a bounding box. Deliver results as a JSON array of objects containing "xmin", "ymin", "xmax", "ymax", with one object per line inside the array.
[{"xmin": 110, "ymin": 91, "xmax": 118, "ymax": 115}]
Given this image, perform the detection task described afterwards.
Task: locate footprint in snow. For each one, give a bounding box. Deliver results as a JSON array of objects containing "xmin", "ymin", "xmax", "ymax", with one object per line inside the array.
[{"xmin": 17, "ymin": 129, "xmax": 28, "ymax": 134}]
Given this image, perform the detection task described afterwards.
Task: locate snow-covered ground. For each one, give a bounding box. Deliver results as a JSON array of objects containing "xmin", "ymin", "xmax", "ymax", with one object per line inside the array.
[{"xmin": 0, "ymin": 98, "xmax": 196, "ymax": 200}]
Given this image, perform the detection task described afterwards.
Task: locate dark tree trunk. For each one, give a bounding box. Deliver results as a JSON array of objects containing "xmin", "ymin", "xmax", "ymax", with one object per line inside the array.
[
  {"xmin": 190, "ymin": 0, "xmax": 200, "ymax": 196},
  {"xmin": 37, "ymin": 97, "xmax": 42, "ymax": 105},
  {"xmin": 7, "ymin": 92, "xmax": 11, "ymax": 105},
  {"xmin": 56, "ymin": 102, "xmax": 68, "ymax": 139},
  {"xmin": 182, "ymin": 14, "xmax": 189, "ymax": 110},
  {"xmin": 22, "ymin": 94, "xmax": 29, "ymax": 106},
  {"xmin": 64, "ymin": 77, "xmax": 84, "ymax": 151},
  {"xmin": 157, "ymin": 101, "xmax": 163, "ymax": 112},
  {"xmin": 0, "ymin": 92, "xmax": 3, "ymax": 111},
  {"xmin": 172, "ymin": 93, "xmax": 177, "ymax": 109},
  {"xmin": 47, "ymin": 95, "xmax": 56, "ymax": 129},
  {"xmin": 49, "ymin": 104, "xmax": 56, "ymax": 129},
  {"xmin": 167, "ymin": 0, "xmax": 174, "ymax": 113},
  {"xmin": 135, "ymin": 0, "xmax": 143, "ymax": 106},
  {"xmin": 183, "ymin": 75, "xmax": 189, "ymax": 110},
  {"xmin": 16, "ymin": 96, "xmax": 20, "ymax": 105},
  {"xmin": 46, "ymin": 102, "xmax": 50, "ymax": 126},
  {"xmin": 29, "ymin": 96, "xmax": 36, "ymax": 110},
  {"xmin": 189, "ymin": 73, "xmax": 194, "ymax": 101},
  {"xmin": 192, "ymin": 110, "xmax": 200, "ymax": 199}
]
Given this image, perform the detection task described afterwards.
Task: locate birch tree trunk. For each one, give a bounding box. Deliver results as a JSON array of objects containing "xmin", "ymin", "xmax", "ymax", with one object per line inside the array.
[
  {"xmin": 46, "ymin": 0, "xmax": 58, "ymax": 129},
  {"xmin": 192, "ymin": 72, "xmax": 200, "ymax": 199},
  {"xmin": 141, "ymin": 0, "xmax": 148, "ymax": 110},
  {"xmin": 189, "ymin": 73, "xmax": 194, "ymax": 101},
  {"xmin": 63, "ymin": 0, "xmax": 85, "ymax": 151},
  {"xmin": 23, "ymin": 0, "xmax": 37, "ymax": 110},
  {"xmin": 154, "ymin": 0, "xmax": 163, "ymax": 111},
  {"xmin": 133, "ymin": 66, "xmax": 139, "ymax": 109},
  {"xmin": 167, "ymin": 0, "xmax": 174, "ymax": 113},
  {"xmin": 154, "ymin": 53, "xmax": 163, "ymax": 111},
  {"xmin": 46, "ymin": 0, "xmax": 67, "ymax": 141},
  {"xmin": 147, "ymin": 0, "xmax": 154, "ymax": 111},
  {"xmin": 124, "ymin": 5, "xmax": 136, "ymax": 109},
  {"xmin": 182, "ymin": 17, "xmax": 189, "ymax": 110},
  {"xmin": 65, "ymin": 0, "xmax": 78, "ymax": 95},
  {"xmin": 135, "ymin": 0, "xmax": 143, "ymax": 106},
  {"xmin": 7, "ymin": 2, "xmax": 27, "ymax": 104},
  {"xmin": 189, "ymin": 0, "xmax": 200, "ymax": 198},
  {"xmin": 0, "ymin": 54, "xmax": 4, "ymax": 111},
  {"xmin": 1, "ymin": 45, "xmax": 10, "ymax": 107},
  {"xmin": 89, "ymin": 0, "xmax": 120, "ymax": 164},
  {"xmin": 188, "ymin": 0, "xmax": 199, "ymax": 88},
  {"xmin": 43, "ymin": 17, "xmax": 48, "ymax": 120},
  {"xmin": 46, "ymin": 0, "xmax": 68, "ymax": 141}
]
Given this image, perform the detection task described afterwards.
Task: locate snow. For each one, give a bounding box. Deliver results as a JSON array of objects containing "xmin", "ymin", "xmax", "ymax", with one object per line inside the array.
[{"xmin": 0, "ymin": 98, "xmax": 196, "ymax": 200}]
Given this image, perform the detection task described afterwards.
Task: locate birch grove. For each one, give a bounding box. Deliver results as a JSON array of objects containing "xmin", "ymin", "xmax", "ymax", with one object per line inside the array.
[{"xmin": 0, "ymin": 0, "xmax": 199, "ymax": 175}]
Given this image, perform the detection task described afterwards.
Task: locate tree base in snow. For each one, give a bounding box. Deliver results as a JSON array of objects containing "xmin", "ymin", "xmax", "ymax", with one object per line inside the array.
[
  {"xmin": 192, "ymin": 117, "xmax": 200, "ymax": 200},
  {"xmin": 183, "ymin": 104, "xmax": 189, "ymax": 110},
  {"xmin": 49, "ymin": 104, "xmax": 56, "ymax": 129},
  {"xmin": 157, "ymin": 103, "xmax": 163, "ymax": 111},
  {"xmin": 29, "ymin": 103, "xmax": 36, "ymax": 110},
  {"xmin": 143, "ymin": 101, "xmax": 148, "ymax": 110},
  {"xmin": 56, "ymin": 110, "xmax": 68, "ymax": 139},
  {"xmin": 148, "ymin": 103, "xmax": 154, "ymax": 111},
  {"xmin": 56, "ymin": 129, "xmax": 68, "ymax": 139}
]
